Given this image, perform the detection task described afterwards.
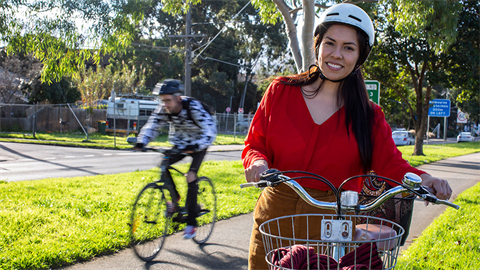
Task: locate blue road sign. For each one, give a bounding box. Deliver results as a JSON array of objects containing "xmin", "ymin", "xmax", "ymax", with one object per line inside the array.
[{"xmin": 428, "ymin": 99, "xmax": 451, "ymax": 117}]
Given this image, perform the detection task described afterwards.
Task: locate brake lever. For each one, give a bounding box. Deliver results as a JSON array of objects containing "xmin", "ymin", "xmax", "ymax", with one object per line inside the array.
[
  {"xmin": 416, "ymin": 186, "xmax": 460, "ymax": 209},
  {"xmin": 259, "ymin": 169, "xmax": 282, "ymax": 185}
]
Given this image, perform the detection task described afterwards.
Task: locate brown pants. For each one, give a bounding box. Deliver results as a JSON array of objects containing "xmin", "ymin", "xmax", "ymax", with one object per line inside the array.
[{"xmin": 249, "ymin": 183, "xmax": 339, "ymax": 270}]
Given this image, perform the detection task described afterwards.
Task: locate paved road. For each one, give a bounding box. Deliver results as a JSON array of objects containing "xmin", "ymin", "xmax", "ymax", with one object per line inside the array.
[
  {"xmin": 0, "ymin": 142, "xmax": 243, "ymax": 182},
  {"xmin": 59, "ymin": 151, "xmax": 479, "ymax": 270}
]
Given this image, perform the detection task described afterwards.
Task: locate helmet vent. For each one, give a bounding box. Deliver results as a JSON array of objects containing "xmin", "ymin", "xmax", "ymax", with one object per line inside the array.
[
  {"xmin": 348, "ymin": 15, "xmax": 362, "ymax": 22},
  {"xmin": 326, "ymin": 12, "xmax": 339, "ymax": 17}
]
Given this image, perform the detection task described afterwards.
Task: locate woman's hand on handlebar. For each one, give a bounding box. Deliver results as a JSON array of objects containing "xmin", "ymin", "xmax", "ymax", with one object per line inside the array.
[
  {"xmin": 420, "ymin": 174, "xmax": 452, "ymax": 200},
  {"xmin": 245, "ymin": 159, "xmax": 269, "ymax": 183}
]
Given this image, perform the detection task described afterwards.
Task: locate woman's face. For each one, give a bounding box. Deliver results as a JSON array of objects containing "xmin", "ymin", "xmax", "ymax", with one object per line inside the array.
[{"xmin": 317, "ymin": 24, "xmax": 360, "ymax": 81}]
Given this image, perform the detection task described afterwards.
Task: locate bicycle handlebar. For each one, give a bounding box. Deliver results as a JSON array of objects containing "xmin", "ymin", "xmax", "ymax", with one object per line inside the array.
[
  {"xmin": 134, "ymin": 146, "xmax": 187, "ymax": 156},
  {"xmin": 240, "ymin": 170, "xmax": 460, "ymax": 213}
]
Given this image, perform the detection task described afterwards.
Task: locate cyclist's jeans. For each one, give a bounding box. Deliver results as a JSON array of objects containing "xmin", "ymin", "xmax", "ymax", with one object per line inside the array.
[
  {"xmin": 161, "ymin": 149, "xmax": 207, "ymax": 227},
  {"xmin": 248, "ymin": 183, "xmax": 340, "ymax": 270},
  {"xmin": 186, "ymin": 180, "xmax": 198, "ymax": 226}
]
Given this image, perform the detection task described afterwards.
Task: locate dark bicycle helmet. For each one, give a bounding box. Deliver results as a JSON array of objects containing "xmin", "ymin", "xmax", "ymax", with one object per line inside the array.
[{"xmin": 152, "ymin": 79, "xmax": 185, "ymax": 95}]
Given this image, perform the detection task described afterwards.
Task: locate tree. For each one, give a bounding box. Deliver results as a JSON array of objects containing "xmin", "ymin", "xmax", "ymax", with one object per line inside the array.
[
  {"xmin": 0, "ymin": 51, "xmax": 43, "ymax": 103},
  {"xmin": 1, "ymin": 0, "xmax": 146, "ymax": 83},
  {"xmin": 157, "ymin": 0, "xmax": 287, "ymax": 113},
  {"xmin": 442, "ymin": 0, "xmax": 479, "ymax": 123},
  {"xmin": 23, "ymin": 75, "xmax": 80, "ymax": 104},
  {"xmin": 72, "ymin": 61, "xmax": 147, "ymax": 108},
  {"xmin": 363, "ymin": 0, "xmax": 462, "ymax": 155}
]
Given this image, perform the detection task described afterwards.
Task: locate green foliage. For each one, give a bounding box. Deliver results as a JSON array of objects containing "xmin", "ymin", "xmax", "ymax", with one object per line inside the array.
[
  {"xmin": 251, "ymin": 0, "xmax": 283, "ymax": 24},
  {"xmin": 442, "ymin": 0, "xmax": 479, "ymax": 122},
  {"xmin": 25, "ymin": 76, "xmax": 80, "ymax": 104},
  {"xmin": 72, "ymin": 61, "xmax": 148, "ymax": 108},
  {"xmin": 389, "ymin": 0, "xmax": 462, "ymax": 54},
  {"xmin": 110, "ymin": 39, "xmax": 185, "ymax": 91},
  {"xmin": 160, "ymin": 0, "xmax": 203, "ymax": 15},
  {"xmin": 1, "ymin": 0, "xmax": 144, "ymax": 83}
]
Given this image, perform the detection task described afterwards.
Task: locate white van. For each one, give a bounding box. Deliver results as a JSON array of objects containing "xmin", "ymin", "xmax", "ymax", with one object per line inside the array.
[{"xmin": 106, "ymin": 95, "xmax": 158, "ymax": 134}]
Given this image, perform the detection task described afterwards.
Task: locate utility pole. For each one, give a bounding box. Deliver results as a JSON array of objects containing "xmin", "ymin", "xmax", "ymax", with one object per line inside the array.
[
  {"xmin": 168, "ymin": 5, "xmax": 205, "ymax": 96},
  {"xmin": 185, "ymin": 7, "xmax": 192, "ymax": 96}
]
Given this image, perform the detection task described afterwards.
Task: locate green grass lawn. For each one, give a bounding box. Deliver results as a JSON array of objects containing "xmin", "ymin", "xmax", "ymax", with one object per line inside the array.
[
  {"xmin": 0, "ymin": 141, "xmax": 478, "ymax": 269},
  {"xmin": 0, "ymin": 131, "xmax": 247, "ymax": 149},
  {"xmin": 396, "ymin": 182, "xmax": 480, "ymax": 270},
  {"xmin": 0, "ymin": 161, "xmax": 260, "ymax": 270}
]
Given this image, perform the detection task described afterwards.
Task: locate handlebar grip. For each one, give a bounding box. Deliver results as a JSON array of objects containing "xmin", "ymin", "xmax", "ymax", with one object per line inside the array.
[
  {"xmin": 240, "ymin": 181, "xmax": 269, "ymax": 188},
  {"xmin": 438, "ymin": 199, "xmax": 460, "ymax": 210},
  {"xmin": 240, "ymin": 183, "xmax": 257, "ymax": 188}
]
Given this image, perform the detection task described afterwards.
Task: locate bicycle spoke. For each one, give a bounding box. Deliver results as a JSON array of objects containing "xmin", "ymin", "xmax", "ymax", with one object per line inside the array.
[
  {"xmin": 130, "ymin": 183, "xmax": 170, "ymax": 261},
  {"xmin": 193, "ymin": 177, "xmax": 217, "ymax": 244}
]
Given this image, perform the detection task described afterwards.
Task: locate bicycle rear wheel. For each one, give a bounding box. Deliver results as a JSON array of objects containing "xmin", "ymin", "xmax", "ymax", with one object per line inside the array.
[
  {"xmin": 130, "ymin": 182, "xmax": 171, "ymax": 261},
  {"xmin": 193, "ymin": 176, "xmax": 217, "ymax": 244}
]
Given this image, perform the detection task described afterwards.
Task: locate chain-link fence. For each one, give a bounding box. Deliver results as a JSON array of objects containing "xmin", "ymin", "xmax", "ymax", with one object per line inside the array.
[
  {"xmin": 215, "ymin": 112, "xmax": 253, "ymax": 135},
  {"xmin": 0, "ymin": 104, "xmax": 253, "ymax": 135},
  {"xmin": 0, "ymin": 103, "xmax": 106, "ymax": 133}
]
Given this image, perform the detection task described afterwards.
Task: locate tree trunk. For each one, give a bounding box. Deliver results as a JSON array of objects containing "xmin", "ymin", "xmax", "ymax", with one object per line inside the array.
[
  {"xmin": 413, "ymin": 85, "xmax": 433, "ymax": 156},
  {"xmin": 272, "ymin": 0, "xmax": 303, "ymax": 72},
  {"xmin": 301, "ymin": 0, "xmax": 316, "ymax": 71}
]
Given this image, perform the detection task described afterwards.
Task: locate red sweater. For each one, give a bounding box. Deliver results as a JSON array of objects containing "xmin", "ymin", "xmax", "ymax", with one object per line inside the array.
[{"xmin": 242, "ymin": 78, "xmax": 426, "ymax": 192}]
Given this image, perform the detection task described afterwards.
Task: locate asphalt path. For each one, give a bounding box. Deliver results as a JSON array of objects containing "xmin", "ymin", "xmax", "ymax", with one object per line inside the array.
[{"xmin": 0, "ymin": 142, "xmax": 242, "ymax": 182}]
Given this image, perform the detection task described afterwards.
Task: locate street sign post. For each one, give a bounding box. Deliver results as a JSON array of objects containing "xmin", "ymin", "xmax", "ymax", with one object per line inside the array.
[
  {"xmin": 427, "ymin": 99, "xmax": 451, "ymax": 146},
  {"xmin": 365, "ymin": 80, "xmax": 380, "ymax": 104},
  {"xmin": 428, "ymin": 99, "xmax": 451, "ymax": 117},
  {"xmin": 457, "ymin": 110, "xmax": 467, "ymax": 124}
]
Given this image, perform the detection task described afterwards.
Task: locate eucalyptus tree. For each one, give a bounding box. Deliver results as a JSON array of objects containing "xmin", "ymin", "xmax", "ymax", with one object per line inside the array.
[
  {"xmin": 364, "ymin": 0, "xmax": 462, "ymax": 155},
  {"xmin": 1, "ymin": 0, "xmax": 147, "ymax": 83},
  {"xmin": 442, "ymin": 0, "xmax": 479, "ymax": 123}
]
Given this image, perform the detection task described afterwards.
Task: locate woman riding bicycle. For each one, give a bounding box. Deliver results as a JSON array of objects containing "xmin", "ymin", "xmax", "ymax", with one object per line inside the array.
[
  {"xmin": 242, "ymin": 3, "xmax": 452, "ymax": 269},
  {"xmin": 134, "ymin": 79, "xmax": 217, "ymax": 239}
]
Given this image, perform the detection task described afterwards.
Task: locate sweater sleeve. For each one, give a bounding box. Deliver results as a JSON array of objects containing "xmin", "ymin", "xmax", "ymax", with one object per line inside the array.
[
  {"xmin": 370, "ymin": 105, "xmax": 427, "ymax": 183},
  {"xmin": 186, "ymin": 99, "xmax": 217, "ymax": 151},
  {"xmin": 242, "ymin": 79, "xmax": 279, "ymax": 168},
  {"xmin": 137, "ymin": 104, "xmax": 168, "ymax": 146}
]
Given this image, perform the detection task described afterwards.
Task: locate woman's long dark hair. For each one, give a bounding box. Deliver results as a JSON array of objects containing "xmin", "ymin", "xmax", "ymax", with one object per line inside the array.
[{"xmin": 281, "ymin": 23, "xmax": 375, "ymax": 173}]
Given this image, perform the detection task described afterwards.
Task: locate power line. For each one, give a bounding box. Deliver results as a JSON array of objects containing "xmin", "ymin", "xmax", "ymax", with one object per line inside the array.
[{"xmin": 191, "ymin": 0, "xmax": 251, "ymax": 63}]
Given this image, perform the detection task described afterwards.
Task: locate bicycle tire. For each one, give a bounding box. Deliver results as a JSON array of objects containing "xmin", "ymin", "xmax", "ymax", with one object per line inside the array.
[
  {"xmin": 192, "ymin": 176, "xmax": 217, "ymax": 244},
  {"xmin": 130, "ymin": 182, "xmax": 171, "ymax": 261}
]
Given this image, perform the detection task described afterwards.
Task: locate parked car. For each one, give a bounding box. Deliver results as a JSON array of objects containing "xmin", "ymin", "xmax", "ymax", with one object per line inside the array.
[
  {"xmin": 235, "ymin": 118, "xmax": 252, "ymax": 133},
  {"xmin": 392, "ymin": 131, "xmax": 415, "ymax": 146},
  {"xmin": 457, "ymin": 132, "xmax": 474, "ymax": 143}
]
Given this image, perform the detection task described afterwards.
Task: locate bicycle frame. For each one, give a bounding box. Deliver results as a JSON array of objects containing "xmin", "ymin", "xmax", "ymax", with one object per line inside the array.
[{"xmin": 157, "ymin": 150, "xmax": 188, "ymax": 204}]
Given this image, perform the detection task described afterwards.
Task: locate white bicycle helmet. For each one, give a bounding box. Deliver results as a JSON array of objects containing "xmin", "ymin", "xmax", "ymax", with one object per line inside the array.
[{"xmin": 316, "ymin": 3, "xmax": 375, "ymax": 48}]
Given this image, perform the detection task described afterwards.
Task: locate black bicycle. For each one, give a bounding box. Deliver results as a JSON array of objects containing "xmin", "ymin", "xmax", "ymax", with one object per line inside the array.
[{"xmin": 129, "ymin": 147, "xmax": 217, "ymax": 261}]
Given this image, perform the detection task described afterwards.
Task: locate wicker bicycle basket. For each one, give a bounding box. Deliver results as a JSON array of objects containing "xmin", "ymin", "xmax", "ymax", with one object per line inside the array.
[{"xmin": 260, "ymin": 214, "xmax": 404, "ymax": 270}]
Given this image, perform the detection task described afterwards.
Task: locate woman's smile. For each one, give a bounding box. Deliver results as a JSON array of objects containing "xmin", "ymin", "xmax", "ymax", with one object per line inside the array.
[{"xmin": 318, "ymin": 24, "xmax": 360, "ymax": 81}]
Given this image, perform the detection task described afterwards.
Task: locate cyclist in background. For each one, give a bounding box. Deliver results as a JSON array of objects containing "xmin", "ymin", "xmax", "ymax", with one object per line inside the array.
[{"xmin": 134, "ymin": 79, "xmax": 217, "ymax": 239}]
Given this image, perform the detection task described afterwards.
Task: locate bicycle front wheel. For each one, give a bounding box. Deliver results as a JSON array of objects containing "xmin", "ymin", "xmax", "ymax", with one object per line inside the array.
[
  {"xmin": 193, "ymin": 176, "xmax": 217, "ymax": 244},
  {"xmin": 130, "ymin": 182, "xmax": 171, "ymax": 261}
]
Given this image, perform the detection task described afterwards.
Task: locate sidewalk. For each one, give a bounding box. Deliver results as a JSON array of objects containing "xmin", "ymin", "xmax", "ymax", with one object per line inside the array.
[
  {"xmin": 60, "ymin": 152, "xmax": 480, "ymax": 270},
  {"xmin": 207, "ymin": 144, "xmax": 245, "ymax": 152}
]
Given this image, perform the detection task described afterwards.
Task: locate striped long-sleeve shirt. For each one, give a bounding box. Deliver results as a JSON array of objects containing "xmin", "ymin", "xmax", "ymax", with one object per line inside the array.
[{"xmin": 138, "ymin": 97, "xmax": 217, "ymax": 151}]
